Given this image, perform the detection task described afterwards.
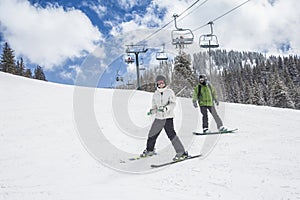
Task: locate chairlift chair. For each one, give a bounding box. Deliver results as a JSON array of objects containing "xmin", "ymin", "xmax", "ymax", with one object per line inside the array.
[
  {"xmin": 171, "ymin": 14, "xmax": 194, "ymax": 47},
  {"xmin": 156, "ymin": 52, "xmax": 168, "ymax": 61},
  {"xmin": 124, "ymin": 55, "xmax": 134, "ymax": 64},
  {"xmin": 116, "ymin": 76, "xmax": 124, "ymax": 82},
  {"xmin": 171, "ymin": 29, "xmax": 194, "ymax": 46},
  {"xmin": 140, "ymin": 57, "xmax": 144, "ymax": 65},
  {"xmin": 156, "ymin": 44, "xmax": 168, "ymax": 61},
  {"xmin": 115, "ymin": 70, "xmax": 124, "ymax": 82},
  {"xmin": 199, "ymin": 34, "xmax": 219, "ymax": 48},
  {"xmin": 199, "ymin": 21, "xmax": 219, "ymax": 49}
]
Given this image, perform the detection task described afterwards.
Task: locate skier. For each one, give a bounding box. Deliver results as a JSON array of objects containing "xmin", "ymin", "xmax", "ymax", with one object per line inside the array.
[
  {"xmin": 141, "ymin": 75, "xmax": 189, "ymax": 161},
  {"xmin": 192, "ymin": 74, "xmax": 227, "ymax": 133}
]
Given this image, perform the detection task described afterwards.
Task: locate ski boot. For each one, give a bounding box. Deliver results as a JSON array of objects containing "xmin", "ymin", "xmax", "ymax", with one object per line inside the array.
[
  {"xmin": 173, "ymin": 151, "xmax": 189, "ymax": 161},
  {"xmin": 140, "ymin": 149, "xmax": 156, "ymax": 158},
  {"xmin": 203, "ymin": 128, "xmax": 210, "ymax": 133},
  {"xmin": 218, "ymin": 126, "xmax": 228, "ymax": 132}
]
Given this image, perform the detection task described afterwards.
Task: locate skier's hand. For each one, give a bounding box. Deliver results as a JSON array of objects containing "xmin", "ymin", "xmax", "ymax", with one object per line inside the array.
[
  {"xmin": 214, "ymin": 100, "xmax": 219, "ymax": 106},
  {"xmin": 147, "ymin": 109, "xmax": 155, "ymax": 115},
  {"xmin": 157, "ymin": 106, "xmax": 167, "ymax": 112},
  {"xmin": 192, "ymin": 100, "xmax": 198, "ymax": 108}
]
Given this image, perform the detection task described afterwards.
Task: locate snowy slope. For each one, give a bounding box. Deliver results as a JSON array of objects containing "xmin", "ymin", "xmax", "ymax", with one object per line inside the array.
[{"xmin": 0, "ymin": 71, "xmax": 300, "ymax": 200}]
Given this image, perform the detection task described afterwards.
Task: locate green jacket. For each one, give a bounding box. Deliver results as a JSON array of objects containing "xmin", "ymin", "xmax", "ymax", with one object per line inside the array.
[{"xmin": 192, "ymin": 83, "xmax": 217, "ymax": 106}]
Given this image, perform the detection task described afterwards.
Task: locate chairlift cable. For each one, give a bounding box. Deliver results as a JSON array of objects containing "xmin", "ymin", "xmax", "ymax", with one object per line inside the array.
[
  {"xmin": 211, "ymin": 0, "xmax": 251, "ymax": 23},
  {"xmin": 178, "ymin": 0, "xmax": 210, "ymax": 22},
  {"xmin": 137, "ymin": 0, "xmax": 251, "ymax": 46},
  {"xmin": 137, "ymin": 0, "xmax": 209, "ymax": 44},
  {"xmin": 193, "ymin": 0, "xmax": 251, "ymax": 32},
  {"xmin": 138, "ymin": 21, "xmax": 173, "ymax": 44},
  {"xmin": 178, "ymin": 0, "xmax": 202, "ymax": 18}
]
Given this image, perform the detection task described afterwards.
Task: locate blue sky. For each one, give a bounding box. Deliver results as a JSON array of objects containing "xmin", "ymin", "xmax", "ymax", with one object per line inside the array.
[{"xmin": 0, "ymin": 0, "xmax": 299, "ymax": 87}]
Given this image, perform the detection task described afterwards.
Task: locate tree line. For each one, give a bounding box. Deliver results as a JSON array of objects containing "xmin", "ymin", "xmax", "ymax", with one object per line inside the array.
[
  {"xmin": 2, "ymin": 39, "xmax": 299, "ymax": 110},
  {"xmin": 137, "ymin": 49, "xmax": 299, "ymax": 110},
  {"xmin": 0, "ymin": 42, "xmax": 47, "ymax": 81},
  {"xmin": 203, "ymin": 50, "xmax": 300, "ymax": 110}
]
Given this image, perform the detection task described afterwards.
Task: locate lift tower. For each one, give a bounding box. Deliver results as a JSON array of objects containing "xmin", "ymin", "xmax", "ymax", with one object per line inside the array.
[{"xmin": 125, "ymin": 45, "xmax": 148, "ymax": 90}]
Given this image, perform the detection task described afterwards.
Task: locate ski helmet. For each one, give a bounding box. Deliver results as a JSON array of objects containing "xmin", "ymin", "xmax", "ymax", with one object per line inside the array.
[
  {"xmin": 199, "ymin": 74, "xmax": 207, "ymax": 85},
  {"xmin": 156, "ymin": 75, "xmax": 167, "ymax": 85},
  {"xmin": 199, "ymin": 74, "xmax": 207, "ymax": 81}
]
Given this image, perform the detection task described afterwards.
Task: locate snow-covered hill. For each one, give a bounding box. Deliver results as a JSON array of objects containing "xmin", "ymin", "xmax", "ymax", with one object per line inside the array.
[{"xmin": 0, "ymin": 71, "xmax": 299, "ymax": 200}]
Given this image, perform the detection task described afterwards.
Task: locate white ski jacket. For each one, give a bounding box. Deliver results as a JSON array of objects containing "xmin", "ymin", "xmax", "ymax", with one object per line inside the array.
[{"xmin": 151, "ymin": 87, "xmax": 176, "ymax": 119}]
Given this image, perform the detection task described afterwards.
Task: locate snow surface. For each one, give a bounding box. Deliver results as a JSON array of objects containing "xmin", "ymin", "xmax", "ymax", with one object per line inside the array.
[{"xmin": 0, "ymin": 71, "xmax": 300, "ymax": 200}]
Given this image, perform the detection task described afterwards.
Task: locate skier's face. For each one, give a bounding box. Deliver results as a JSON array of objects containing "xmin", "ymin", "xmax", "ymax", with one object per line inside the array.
[{"xmin": 157, "ymin": 80, "xmax": 165, "ymax": 88}]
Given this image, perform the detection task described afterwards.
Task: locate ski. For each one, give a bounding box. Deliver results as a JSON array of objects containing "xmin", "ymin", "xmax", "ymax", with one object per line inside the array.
[
  {"xmin": 150, "ymin": 154, "xmax": 202, "ymax": 168},
  {"xmin": 120, "ymin": 153, "xmax": 157, "ymax": 163},
  {"xmin": 193, "ymin": 128, "xmax": 238, "ymax": 136}
]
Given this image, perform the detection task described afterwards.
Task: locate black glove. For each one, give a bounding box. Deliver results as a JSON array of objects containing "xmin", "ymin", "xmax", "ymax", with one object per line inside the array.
[
  {"xmin": 192, "ymin": 100, "xmax": 198, "ymax": 108},
  {"xmin": 157, "ymin": 106, "xmax": 167, "ymax": 112},
  {"xmin": 214, "ymin": 100, "xmax": 219, "ymax": 106}
]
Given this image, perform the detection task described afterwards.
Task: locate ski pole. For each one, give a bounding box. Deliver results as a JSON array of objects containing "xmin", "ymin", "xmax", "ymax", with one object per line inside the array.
[{"xmin": 175, "ymin": 85, "xmax": 187, "ymax": 96}]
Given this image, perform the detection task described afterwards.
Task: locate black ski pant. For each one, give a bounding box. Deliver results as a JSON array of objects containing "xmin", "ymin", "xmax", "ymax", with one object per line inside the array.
[
  {"xmin": 200, "ymin": 106, "xmax": 223, "ymax": 129},
  {"xmin": 146, "ymin": 118, "xmax": 185, "ymax": 154}
]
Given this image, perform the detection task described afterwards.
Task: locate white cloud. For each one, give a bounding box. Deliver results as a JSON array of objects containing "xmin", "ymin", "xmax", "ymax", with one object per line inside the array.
[
  {"xmin": 125, "ymin": 0, "xmax": 300, "ymax": 56},
  {"xmin": 59, "ymin": 64, "xmax": 82, "ymax": 82},
  {"xmin": 82, "ymin": 1, "xmax": 107, "ymax": 18},
  {"xmin": 59, "ymin": 70, "xmax": 74, "ymax": 81},
  {"xmin": 105, "ymin": 0, "xmax": 300, "ymax": 80},
  {"xmin": 0, "ymin": 0, "xmax": 102, "ymax": 70},
  {"xmin": 117, "ymin": 0, "xmax": 140, "ymax": 10},
  {"xmin": 2, "ymin": 0, "xmax": 298, "ymax": 78}
]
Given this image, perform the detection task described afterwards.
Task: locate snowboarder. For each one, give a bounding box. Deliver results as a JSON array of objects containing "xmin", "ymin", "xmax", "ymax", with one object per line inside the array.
[
  {"xmin": 141, "ymin": 75, "xmax": 189, "ymax": 161},
  {"xmin": 192, "ymin": 74, "xmax": 227, "ymax": 133}
]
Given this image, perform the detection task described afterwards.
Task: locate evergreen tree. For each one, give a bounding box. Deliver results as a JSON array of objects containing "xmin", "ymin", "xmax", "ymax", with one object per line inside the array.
[
  {"xmin": 192, "ymin": 52, "xmax": 207, "ymax": 74},
  {"xmin": 243, "ymin": 81, "xmax": 253, "ymax": 104},
  {"xmin": 270, "ymin": 72, "xmax": 295, "ymax": 109},
  {"xmin": 252, "ymin": 81, "xmax": 265, "ymax": 105},
  {"xmin": 294, "ymin": 88, "xmax": 300, "ymax": 109},
  {"xmin": 33, "ymin": 65, "xmax": 47, "ymax": 81},
  {"xmin": 285, "ymin": 56, "xmax": 300, "ymax": 85},
  {"xmin": 16, "ymin": 57, "xmax": 26, "ymax": 76},
  {"xmin": 171, "ymin": 51, "xmax": 196, "ymax": 97},
  {"xmin": 24, "ymin": 69, "xmax": 32, "ymax": 78},
  {"xmin": 0, "ymin": 42, "xmax": 16, "ymax": 74}
]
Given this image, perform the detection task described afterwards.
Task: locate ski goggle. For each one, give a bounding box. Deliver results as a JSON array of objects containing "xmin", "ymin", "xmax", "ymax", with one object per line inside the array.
[
  {"xmin": 199, "ymin": 78, "xmax": 205, "ymax": 81},
  {"xmin": 157, "ymin": 80, "xmax": 165, "ymax": 87}
]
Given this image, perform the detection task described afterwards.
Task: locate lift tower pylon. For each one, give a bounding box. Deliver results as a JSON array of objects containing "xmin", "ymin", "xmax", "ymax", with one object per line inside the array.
[{"xmin": 125, "ymin": 45, "xmax": 148, "ymax": 90}]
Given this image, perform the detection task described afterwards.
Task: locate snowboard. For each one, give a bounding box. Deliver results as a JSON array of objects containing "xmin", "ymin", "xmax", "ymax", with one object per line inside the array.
[
  {"xmin": 193, "ymin": 128, "xmax": 238, "ymax": 136},
  {"xmin": 150, "ymin": 154, "xmax": 202, "ymax": 168}
]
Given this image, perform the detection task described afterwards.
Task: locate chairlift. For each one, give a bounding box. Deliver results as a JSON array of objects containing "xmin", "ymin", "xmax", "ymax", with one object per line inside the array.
[
  {"xmin": 156, "ymin": 44, "xmax": 168, "ymax": 61},
  {"xmin": 115, "ymin": 70, "xmax": 124, "ymax": 82},
  {"xmin": 116, "ymin": 76, "xmax": 124, "ymax": 82},
  {"xmin": 199, "ymin": 21, "xmax": 219, "ymax": 49},
  {"xmin": 124, "ymin": 54, "xmax": 134, "ymax": 64},
  {"xmin": 171, "ymin": 14, "xmax": 194, "ymax": 47},
  {"xmin": 140, "ymin": 57, "xmax": 144, "ymax": 65},
  {"xmin": 171, "ymin": 31, "xmax": 194, "ymax": 46},
  {"xmin": 199, "ymin": 34, "xmax": 219, "ymax": 48},
  {"xmin": 156, "ymin": 52, "xmax": 168, "ymax": 61}
]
